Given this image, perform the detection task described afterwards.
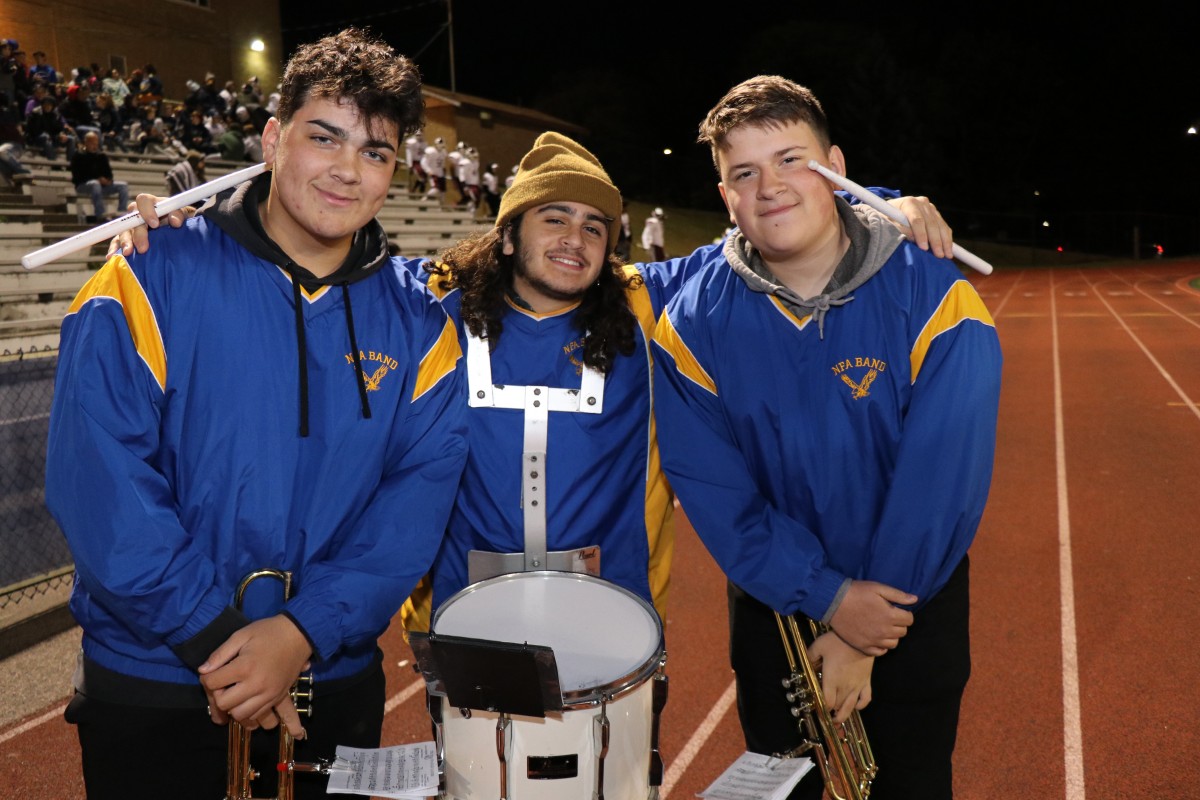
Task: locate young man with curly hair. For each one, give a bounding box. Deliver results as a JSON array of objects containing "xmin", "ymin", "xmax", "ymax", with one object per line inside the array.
[{"xmin": 47, "ymin": 29, "xmax": 467, "ymax": 800}]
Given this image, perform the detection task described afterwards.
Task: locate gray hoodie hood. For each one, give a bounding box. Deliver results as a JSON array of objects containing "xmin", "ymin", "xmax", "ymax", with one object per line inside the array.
[{"xmin": 723, "ymin": 196, "xmax": 904, "ymax": 337}]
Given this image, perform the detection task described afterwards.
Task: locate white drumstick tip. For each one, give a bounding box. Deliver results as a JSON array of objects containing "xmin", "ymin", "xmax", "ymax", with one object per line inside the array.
[{"xmin": 807, "ymin": 160, "xmax": 993, "ymax": 275}]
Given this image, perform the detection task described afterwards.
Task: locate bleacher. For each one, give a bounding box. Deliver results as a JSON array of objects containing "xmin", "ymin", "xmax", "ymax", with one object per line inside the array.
[{"xmin": 0, "ymin": 151, "xmax": 488, "ymax": 354}]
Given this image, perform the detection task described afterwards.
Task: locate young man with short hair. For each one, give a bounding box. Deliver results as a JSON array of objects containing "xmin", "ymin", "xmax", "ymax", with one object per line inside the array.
[
  {"xmin": 47, "ymin": 29, "xmax": 466, "ymax": 800},
  {"xmin": 70, "ymin": 131, "xmax": 128, "ymax": 221},
  {"xmin": 652, "ymin": 75, "xmax": 1001, "ymax": 799}
]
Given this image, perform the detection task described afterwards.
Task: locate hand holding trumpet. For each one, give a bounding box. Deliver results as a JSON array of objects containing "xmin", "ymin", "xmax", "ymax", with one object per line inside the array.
[{"xmin": 200, "ymin": 614, "xmax": 313, "ymax": 739}]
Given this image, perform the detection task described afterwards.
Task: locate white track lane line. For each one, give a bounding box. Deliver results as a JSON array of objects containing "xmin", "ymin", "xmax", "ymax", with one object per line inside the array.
[
  {"xmin": 384, "ymin": 675, "xmax": 427, "ymax": 715},
  {"xmin": 1051, "ymin": 271, "xmax": 1086, "ymax": 800},
  {"xmin": 1082, "ymin": 273, "xmax": 1200, "ymax": 423},
  {"xmin": 661, "ymin": 678, "xmax": 737, "ymax": 798},
  {"xmin": 0, "ymin": 702, "xmax": 67, "ymax": 746}
]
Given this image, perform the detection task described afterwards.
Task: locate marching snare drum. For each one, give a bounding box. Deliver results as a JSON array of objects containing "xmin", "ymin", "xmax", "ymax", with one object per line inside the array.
[{"xmin": 430, "ymin": 571, "xmax": 666, "ymax": 800}]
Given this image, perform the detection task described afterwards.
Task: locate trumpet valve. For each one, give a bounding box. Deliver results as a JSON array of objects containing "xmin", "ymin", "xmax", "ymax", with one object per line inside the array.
[{"xmin": 292, "ymin": 673, "xmax": 315, "ymax": 716}]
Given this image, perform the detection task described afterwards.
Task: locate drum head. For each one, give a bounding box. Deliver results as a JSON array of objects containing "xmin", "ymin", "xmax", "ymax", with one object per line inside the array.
[{"xmin": 431, "ymin": 571, "xmax": 662, "ymax": 705}]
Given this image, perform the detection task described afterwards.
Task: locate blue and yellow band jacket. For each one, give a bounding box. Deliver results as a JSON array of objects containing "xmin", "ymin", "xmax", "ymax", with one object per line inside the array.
[
  {"xmin": 653, "ymin": 199, "xmax": 1002, "ymax": 622},
  {"xmin": 46, "ymin": 176, "xmax": 467, "ymax": 698}
]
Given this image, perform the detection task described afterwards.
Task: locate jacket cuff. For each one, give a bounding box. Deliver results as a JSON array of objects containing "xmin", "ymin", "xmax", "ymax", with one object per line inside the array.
[
  {"xmin": 281, "ymin": 610, "xmax": 320, "ymax": 661},
  {"xmin": 169, "ymin": 606, "xmax": 249, "ymax": 671}
]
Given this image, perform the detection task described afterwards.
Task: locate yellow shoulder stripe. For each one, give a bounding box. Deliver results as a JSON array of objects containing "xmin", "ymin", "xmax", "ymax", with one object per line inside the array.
[
  {"xmin": 910, "ymin": 280, "xmax": 995, "ymax": 383},
  {"xmin": 425, "ymin": 263, "xmax": 456, "ymax": 301},
  {"xmin": 67, "ymin": 255, "xmax": 167, "ymax": 391},
  {"xmin": 413, "ymin": 315, "xmax": 462, "ymax": 402},
  {"xmin": 622, "ymin": 265, "xmax": 657, "ymax": 340},
  {"xmin": 653, "ymin": 310, "xmax": 716, "ymax": 396}
]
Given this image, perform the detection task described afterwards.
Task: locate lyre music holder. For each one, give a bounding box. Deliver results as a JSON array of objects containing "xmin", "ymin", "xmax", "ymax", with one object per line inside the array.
[{"xmin": 409, "ymin": 632, "xmax": 564, "ymax": 718}]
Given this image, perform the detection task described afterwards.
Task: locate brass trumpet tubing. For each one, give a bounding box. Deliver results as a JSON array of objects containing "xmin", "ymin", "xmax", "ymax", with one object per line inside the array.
[
  {"xmin": 773, "ymin": 612, "xmax": 876, "ymax": 800},
  {"xmin": 225, "ymin": 569, "xmax": 312, "ymax": 800}
]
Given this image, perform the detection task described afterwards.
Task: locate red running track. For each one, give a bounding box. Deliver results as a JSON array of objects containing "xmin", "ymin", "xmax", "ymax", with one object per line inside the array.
[{"xmin": 3, "ymin": 261, "xmax": 1198, "ymax": 799}]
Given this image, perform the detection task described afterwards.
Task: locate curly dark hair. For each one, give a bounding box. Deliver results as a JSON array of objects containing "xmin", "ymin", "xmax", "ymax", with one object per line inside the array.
[
  {"xmin": 426, "ymin": 218, "xmax": 643, "ymax": 374},
  {"xmin": 278, "ymin": 28, "xmax": 424, "ymax": 140}
]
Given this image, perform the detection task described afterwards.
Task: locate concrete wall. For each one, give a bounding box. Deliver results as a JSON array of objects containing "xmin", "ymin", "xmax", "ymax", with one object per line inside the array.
[{"xmin": 1, "ymin": 0, "xmax": 283, "ymax": 100}]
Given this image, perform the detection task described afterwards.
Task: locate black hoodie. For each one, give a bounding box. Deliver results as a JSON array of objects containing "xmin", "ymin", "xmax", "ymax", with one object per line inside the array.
[{"xmin": 204, "ymin": 171, "xmax": 393, "ymax": 435}]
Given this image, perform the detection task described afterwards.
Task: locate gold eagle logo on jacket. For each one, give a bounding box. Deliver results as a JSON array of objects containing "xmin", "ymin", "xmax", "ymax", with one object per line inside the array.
[
  {"xmin": 364, "ymin": 364, "xmax": 389, "ymax": 392},
  {"xmin": 840, "ymin": 368, "xmax": 877, "ymax": 399}
]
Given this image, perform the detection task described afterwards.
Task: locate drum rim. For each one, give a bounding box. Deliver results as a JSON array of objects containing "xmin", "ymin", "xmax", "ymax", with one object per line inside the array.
[{"xmin": 431, "ymin": 570, "xmax": 665, "ymax": 709}]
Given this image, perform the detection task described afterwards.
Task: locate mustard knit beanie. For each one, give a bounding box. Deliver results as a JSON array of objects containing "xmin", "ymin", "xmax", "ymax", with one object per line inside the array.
[{"xmin": 496, "ymin": 131, "xmax": 622, "ymax": 252}]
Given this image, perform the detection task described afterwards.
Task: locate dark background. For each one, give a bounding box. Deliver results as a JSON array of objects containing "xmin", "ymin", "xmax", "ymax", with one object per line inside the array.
[{"xmin": 282, "ymin": 4, "xmax": 1200, "ymax": 258}]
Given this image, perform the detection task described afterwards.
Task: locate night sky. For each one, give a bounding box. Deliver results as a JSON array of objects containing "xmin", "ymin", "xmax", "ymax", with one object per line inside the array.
[{"xmin": 282, "ymin": 4, "xmax": 1200, "ymax": 256}]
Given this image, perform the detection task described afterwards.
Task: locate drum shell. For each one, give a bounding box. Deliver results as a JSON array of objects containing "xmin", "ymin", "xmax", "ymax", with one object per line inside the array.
[{"xmin": 430, "ymin": 571, "xmax": 665, "ymax": 799}]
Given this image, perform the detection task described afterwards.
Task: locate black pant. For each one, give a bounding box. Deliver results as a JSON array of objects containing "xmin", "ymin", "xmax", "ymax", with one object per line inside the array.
[
  {"xmin": 728, "ymin": 557, "xmax": 971, "ymax": 800},
  {"xmin": 65, "ymin": 660, "xmax": 385, "ymax": 800}
]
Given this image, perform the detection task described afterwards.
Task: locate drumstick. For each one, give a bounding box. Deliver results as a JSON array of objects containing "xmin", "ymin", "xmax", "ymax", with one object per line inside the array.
[
  {"xmin": 21, "ymin": 162, "xmax": 269, "ymax": 270},
  {"xmin": 806, "ymin": 160, "xmax": 993, "ymax": 275}
]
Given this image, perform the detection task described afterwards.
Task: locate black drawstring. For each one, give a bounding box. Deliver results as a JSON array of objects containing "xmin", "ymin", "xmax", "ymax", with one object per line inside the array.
[
  {"xmin": 291, "ymin": 277, "xmax": 310, "ymax": 437},
  {"xmin": 341, "ymin": 284, "xmax": 372, "ymax": 420}
]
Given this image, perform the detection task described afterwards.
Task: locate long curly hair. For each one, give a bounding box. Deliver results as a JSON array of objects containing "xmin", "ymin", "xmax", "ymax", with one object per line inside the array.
[{"xmin": 426, "ymin": 216, "xmax": 643, "ymax": 373}]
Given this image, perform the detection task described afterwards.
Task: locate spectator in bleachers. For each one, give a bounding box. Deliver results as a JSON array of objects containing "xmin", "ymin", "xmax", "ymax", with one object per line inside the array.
[
  {"xmin": 177, "ymin": 108, "xmax": 216, "ymax": 154},
  {"xmin": 198, "ymin": 73, "xmax": 224, "ymax": 116},
  {"xmin": 242, "ymin": 122, "xmax": 262, "ymax": 162},
  {"xmin": 218, "ymin": 79, "xmax": 236, "ymax": 110},
  {"xmin": 136, "ymin": 64, "xmax": 162, "ymax": 106},
  {"xmin": 26, "ymin": 93, "xmax": 76, "ymax": 159},
  {"xmin": 0, "ymin": 92, "xmax": 31, "ymax": 184},
  {"xmin": 0, "ymin": 39, "xmax": 18, "ymax": 104},
  {"xmin": 9, "ymin": 47, "xmax": 32, "ymax": 108},
  {"xmin": 94, "ymin": 91, "xmax": 125, "ymax": 152},
  {"xmin": 28, "ymin": 50, "xmax": 58, "ymax": 85},
  {"xmin": 130, "ymin": 102, "xmax": 175, "ymax": 157},
  {"xmin": 71, "ymin": 130, "xmax": 128, "ymax": 222},
  {"xmin": 126, "ymin": 68, "xmax": 143, "ymax": 102},
  {"xmin": 165, "ymin": 150, "xmax": 206, "ymax": 194},
  {"xmin": 102, "ymin": 68, "xmax": 130, "ymax": 111},
  {"xmin": 182, "ymin": 80, "xmax": 204, "ymax": 114},
  {"xmin": 24, "ymin": 81, "xmax": 48, "ymax": 116},
  {"xmin": 238, "ymin": 76, "xmax": 263, "ymax": 109},
  {"xmin": 60, "ymin": 83, "xmax": 99, "ymax": 139},
  {"xmin": 215, "ymin": 113, "xmax": 244, "ymax": 161},
  {"xmin": 159, "ymin": 100, "xmax": 183, "ymax": 133}
]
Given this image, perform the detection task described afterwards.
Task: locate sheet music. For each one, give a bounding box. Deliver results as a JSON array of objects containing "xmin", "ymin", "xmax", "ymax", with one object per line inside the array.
[
  {"xmin": 697, "ymin": 751, "xmax": 814, "ymax": 800},
  {"xmin": 325, "ymin": 742, "xmax": 439, "ymax": 798}
]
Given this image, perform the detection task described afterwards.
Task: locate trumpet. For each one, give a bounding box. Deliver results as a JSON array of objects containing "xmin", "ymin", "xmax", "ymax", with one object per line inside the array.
[
  {"xmin": 773, "ymin": 612, "xmax": 877, "ymax": 800},
  {"xmin": 226, "ymin": 569, "xmax": 315, "ymax": 800}
]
